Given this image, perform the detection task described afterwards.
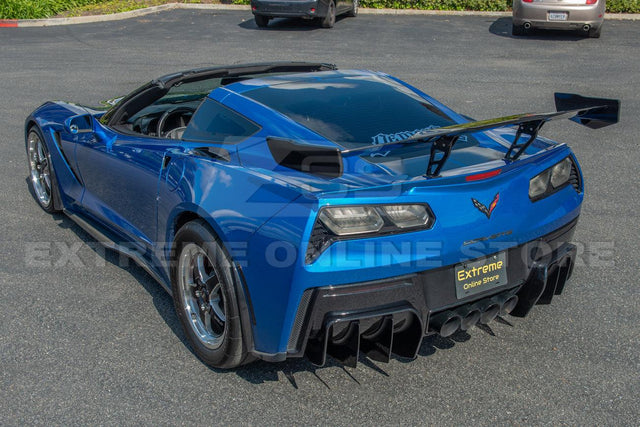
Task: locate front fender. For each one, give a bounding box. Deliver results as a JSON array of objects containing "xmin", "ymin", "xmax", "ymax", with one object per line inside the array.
[{"xmin": 25, "ymin": 102, "xmax": 91, "ymax": 209}]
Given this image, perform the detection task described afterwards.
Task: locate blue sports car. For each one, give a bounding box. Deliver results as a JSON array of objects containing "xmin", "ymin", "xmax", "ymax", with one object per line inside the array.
[{"xmin": 25, "ymin": 62, "xmax": 619, "ymax": 368}]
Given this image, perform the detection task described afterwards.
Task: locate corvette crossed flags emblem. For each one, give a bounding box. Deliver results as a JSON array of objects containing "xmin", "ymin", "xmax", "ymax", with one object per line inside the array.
[{"xmin": 471, "ymin": 193, "xmax": 500, "ymax": 219}]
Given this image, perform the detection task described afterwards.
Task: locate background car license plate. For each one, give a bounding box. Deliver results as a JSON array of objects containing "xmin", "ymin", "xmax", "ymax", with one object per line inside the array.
[
  {"xmin": 548, "ymin": 12, "xmax": 568, "ymax": 21},
  {"xmin": 455, "ymin": 252, "xmax": 508, "ymax": 299}
]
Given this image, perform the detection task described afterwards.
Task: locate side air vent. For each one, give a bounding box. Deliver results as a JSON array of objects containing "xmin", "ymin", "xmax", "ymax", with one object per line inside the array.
[
  {"xmin": 305, "ymin": 221, "xmax": 332, "ymax": 264},
  {"xmin": 568, "ymin": 157, "xmax": 582, "ymax": 193}
]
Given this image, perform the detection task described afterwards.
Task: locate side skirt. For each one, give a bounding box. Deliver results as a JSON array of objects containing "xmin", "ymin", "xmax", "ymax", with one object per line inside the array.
[{"xmin": 64, "ymin": 209, "xmax": 172, "ymax": 294}]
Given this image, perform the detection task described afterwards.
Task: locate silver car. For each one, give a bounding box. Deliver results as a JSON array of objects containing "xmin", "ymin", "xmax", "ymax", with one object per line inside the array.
[{"xmin": 512, "ymin": 0, "xmax": 606, "ymax": 38}]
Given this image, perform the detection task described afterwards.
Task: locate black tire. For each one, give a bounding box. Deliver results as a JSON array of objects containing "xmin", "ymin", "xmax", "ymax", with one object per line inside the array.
[
  {"xmin": 25, "ymin": 126, "xmax": 61, "ymax": 213},
  {"xmin": 346, "ymin": 0, "xmax": 358, "ymax": 17},
  {"xmin": 171, "ymin": 220, "xmax": 252, "ymax": 369},
  {"xmin": 512, "ymin": 23, "xmax": 525, "ymax": 36},
  {"xmin": 321, "ymin": 0, "xmax": 336, "ymax": 28},
  {"xmin": 588, "ymin": 26, "xmax": 601, "ymax": 38},
  {"xmin": 255, "ymin": 14, "xmax": 270, "ymax": 28}
]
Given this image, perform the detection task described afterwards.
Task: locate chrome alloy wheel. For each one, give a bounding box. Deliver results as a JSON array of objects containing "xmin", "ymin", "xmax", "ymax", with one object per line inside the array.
[
  {"xmin": 178, "ymin": 243, "xmax": 227, "ymax": 349},
  {"xmin": 27, "ymin": 131, "xmax": 52, "ymax": 208}
]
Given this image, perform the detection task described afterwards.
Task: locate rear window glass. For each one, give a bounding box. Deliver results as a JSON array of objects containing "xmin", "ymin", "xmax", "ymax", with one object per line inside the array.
[
  {"xmin": 182, "ymin": 98, "xmax": 260, "ymax": 144},
  {"xmin": 243, "ymin": 74, "xmax": 475, "ymax": 149}
]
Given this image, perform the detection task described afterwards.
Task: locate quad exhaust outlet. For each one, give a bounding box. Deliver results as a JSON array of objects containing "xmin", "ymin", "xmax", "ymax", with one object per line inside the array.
[
  {"xmin": 430, "ymin": 311, "xmax": 461, "ymax": 338},
  {"xmin": 301, "ymin": 243, "xmax": 577, "ymax": 368}
]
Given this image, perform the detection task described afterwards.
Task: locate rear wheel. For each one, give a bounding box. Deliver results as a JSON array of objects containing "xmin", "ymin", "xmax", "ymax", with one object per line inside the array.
[
  {"xmin": 172, "ymin": 220, "xmax": 252, "ymax": 369},
  {"xmin": 321, "ymin": 0, "xmax": 336, "ymax": 28},
  {"xmin": 512, "ymin": 23, "xmax": 525, "ymax": 36},
  {"xmin": 26, "ymin": 127, "xmax": 60, "ymax": 213},
  {"xmin": 255, "ymin": 14, "xmax": 270, "ymax": 28},
  {"xmin": 346, "ymin": 0, "xmax": 358, "ymax": 17},
  {"xmin": 588, "ymin": 26, "xmax": 601, "ymax": 38}
]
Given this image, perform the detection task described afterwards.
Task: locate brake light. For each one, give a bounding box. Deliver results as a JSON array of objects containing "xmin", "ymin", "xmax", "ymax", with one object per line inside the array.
[
  {"xmin": 522, "ymin": 0, "xmax": 533, "ymax": 2},
  {"xmin": 586, "ymin": 0, "xmax": 597, "ymax": 3},
  {"xmin": 465, "ymin": 169, "xmax": 502, "ymax": 182}
]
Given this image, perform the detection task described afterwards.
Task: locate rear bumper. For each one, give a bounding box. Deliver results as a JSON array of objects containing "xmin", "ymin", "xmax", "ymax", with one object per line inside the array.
[
  {"xmin": 251, "ymin": 0, "xmax": 328, "ymax": 18},
  {"xmin": 513, "ymin": 2, "xmax": 605, "ymax": 29},
  {"xmin": 269, "ymin": 217, "xmax": 578, "ymax": 366}
]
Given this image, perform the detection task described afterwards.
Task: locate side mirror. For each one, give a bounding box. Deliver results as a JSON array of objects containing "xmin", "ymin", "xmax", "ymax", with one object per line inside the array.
[{"xmin": 64, "ymin": 114, "xmax": 94, "ymax": 134}]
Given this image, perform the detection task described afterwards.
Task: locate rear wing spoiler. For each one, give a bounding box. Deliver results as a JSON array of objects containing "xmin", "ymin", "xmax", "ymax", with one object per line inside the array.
[{"xmin": 267, "ymin": 93, "xmax": 620, "ymax": 178}]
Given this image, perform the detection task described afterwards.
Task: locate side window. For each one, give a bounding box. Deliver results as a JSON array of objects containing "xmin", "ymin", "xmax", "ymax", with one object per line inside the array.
[{"xmin": 182, "ymin": 99, "xmax": 260, "ymax": 144}]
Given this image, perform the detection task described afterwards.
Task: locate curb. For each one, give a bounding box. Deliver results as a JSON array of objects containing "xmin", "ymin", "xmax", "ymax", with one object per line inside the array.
[{"xmin": 2, "ymin": 3, "xmax": 639, "ymax": 27}]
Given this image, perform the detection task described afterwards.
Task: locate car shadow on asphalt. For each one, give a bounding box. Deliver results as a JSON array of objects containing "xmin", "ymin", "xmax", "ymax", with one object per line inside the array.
[
  {"xmin": 238, "ymin": 15, "xmax": 348, "ymax": 31},
  {"xmin": 37, "ymin": 177, "xmax": 506, "ymax": 388},
  {"xmin": 230, "ymin": 326, "xmax": 512, "ymax": 389},
  {"xmin": 47, "ymin": 208, "xmax": 515, "ymax": 388},
  {"xmin": 489, "ymin": 17, "xmax": 589, "ymax": 41},
  {"xmin": 49, "ymin": 210, "xmax": 512, "ymax": 388},
  {"xmin": 49, "ymin": 208, "xmax": 191, "ymax": 354}
]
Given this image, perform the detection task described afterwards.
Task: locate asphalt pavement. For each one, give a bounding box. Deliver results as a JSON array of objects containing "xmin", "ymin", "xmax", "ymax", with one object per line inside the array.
[{"xmin": 1, "ymin": 10, "xmax": 639, "ymax": 425}]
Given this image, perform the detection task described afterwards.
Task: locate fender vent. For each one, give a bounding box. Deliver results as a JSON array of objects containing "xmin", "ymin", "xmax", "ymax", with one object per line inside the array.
[{"xmin": 568, "ymin": 157, "xmax": 582, "ymax": 193}]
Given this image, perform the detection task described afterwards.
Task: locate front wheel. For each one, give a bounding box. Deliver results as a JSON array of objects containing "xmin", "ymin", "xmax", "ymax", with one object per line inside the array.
[
  {"xmin": 321, "ymin": 0, "xmax": 336, "ymax": 28},
  {"xmin": 255, "ymin": 14, "xmax": 270, "ymax": 28},
  {"xmin": 26, "ymin": 126, "xmax": 61, "ymax": 213},
  {"xmin": 172, "ymin": 220, "xmax": 251, "ymax": 369}
]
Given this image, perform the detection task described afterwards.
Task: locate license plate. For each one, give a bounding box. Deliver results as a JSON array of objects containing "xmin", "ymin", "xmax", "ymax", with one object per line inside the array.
[
  {"xmin": 455, "ymin": 252, "xmax": 508, "ymax": 299},
  {"xmin": 548, "ymin": 12, "xmax": 568, "ymax": 21}
]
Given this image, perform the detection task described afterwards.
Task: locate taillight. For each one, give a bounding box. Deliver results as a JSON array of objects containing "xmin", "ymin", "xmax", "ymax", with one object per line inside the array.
[
  {"xmin": 522, "ymin": 0, "xmax": 533, "ymax": 3},
  {"xmin": 586, "ymin": 0, "xmax": 597, "ymax": 3}
]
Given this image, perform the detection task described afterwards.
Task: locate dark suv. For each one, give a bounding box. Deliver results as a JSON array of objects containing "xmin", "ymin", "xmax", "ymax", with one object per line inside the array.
[{"xmin": 251, "ymin": 0, "xmax": 358, "ymax": 28}]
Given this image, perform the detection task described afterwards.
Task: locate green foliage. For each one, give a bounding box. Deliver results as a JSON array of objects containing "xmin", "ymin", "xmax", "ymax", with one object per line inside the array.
[
  {"xmin": 2, "ymin": 0, "xmax": 638, "ymax": 20},
  {"xmin": 0, "ymin": 0, "xmax": 106, "ymax": 19},
  {"xmin": 359, "ymin": 0, "xmax": 639, "ymax": 13},
  {"xmin": 605, "ymin": 0, "xmax": 640, "ymax": 13},
  {"xmin": 62, "ymin": 0, "xmax": 170, "ymax": 17},
  {"xmin": 360, "ymin": 0, "xmax": 510, "ymax": 11}
]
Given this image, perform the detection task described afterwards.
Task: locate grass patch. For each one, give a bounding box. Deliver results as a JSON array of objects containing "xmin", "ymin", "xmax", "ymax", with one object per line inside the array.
[
  {"xmin": 359, "ymin": 0, "xmax": 639, "ymax": 13},
  {"xmin": 2, "ymin": 0, "xmax": 638, "ymax": 19},
  {"xmin": 0, "ymin": 0, "xmax": 215, "ymax": 19},
  {"xmin": 59, "ymin": 0, "xmax": 172, "ymax": 17},
  {"xmin": 59, "ymin": 0, "xmax": 219, "ymax": 17},
  {"xmin": 361, "ymin": 0, "xmax": 511, "ymax": 11},
  {"xmin": 1, "ymin": 0, "xmax": 105, "ymax": 19}
]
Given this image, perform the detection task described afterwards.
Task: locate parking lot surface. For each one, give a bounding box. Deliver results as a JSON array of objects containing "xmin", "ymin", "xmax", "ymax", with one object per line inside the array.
[{"xmin": 1, "ymin": 10, "xmax": 639, "ymax": 425}]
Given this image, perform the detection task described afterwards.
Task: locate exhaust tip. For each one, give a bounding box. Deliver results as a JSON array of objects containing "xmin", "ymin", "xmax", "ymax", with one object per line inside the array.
[
  {"xmin": 500, "ymin": 295, "xmax": 519, "ymax": 315},
  {"xmin": 583, "ymin": 24, "xmax": 590, "ymax": 32},
  {"xmin": 460, "ymin": 309, "xmax": 481, "ymax": 331},
  {"xmin": 523, "ymin": 22, "xmax": 532, "ymax": 30},
  {"xmin": 479, "ymin": 302, "xmax": 500, "ymax": 324},
  {"xmin": 431, "ymin": 311, "xmax": 461, "ymax": 338}
]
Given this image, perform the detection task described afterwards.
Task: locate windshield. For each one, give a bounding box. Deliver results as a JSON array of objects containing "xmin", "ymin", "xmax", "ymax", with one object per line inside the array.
[{"xmin": 243, "ymin": 74, "xmax": 477, "ymax": 149}]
